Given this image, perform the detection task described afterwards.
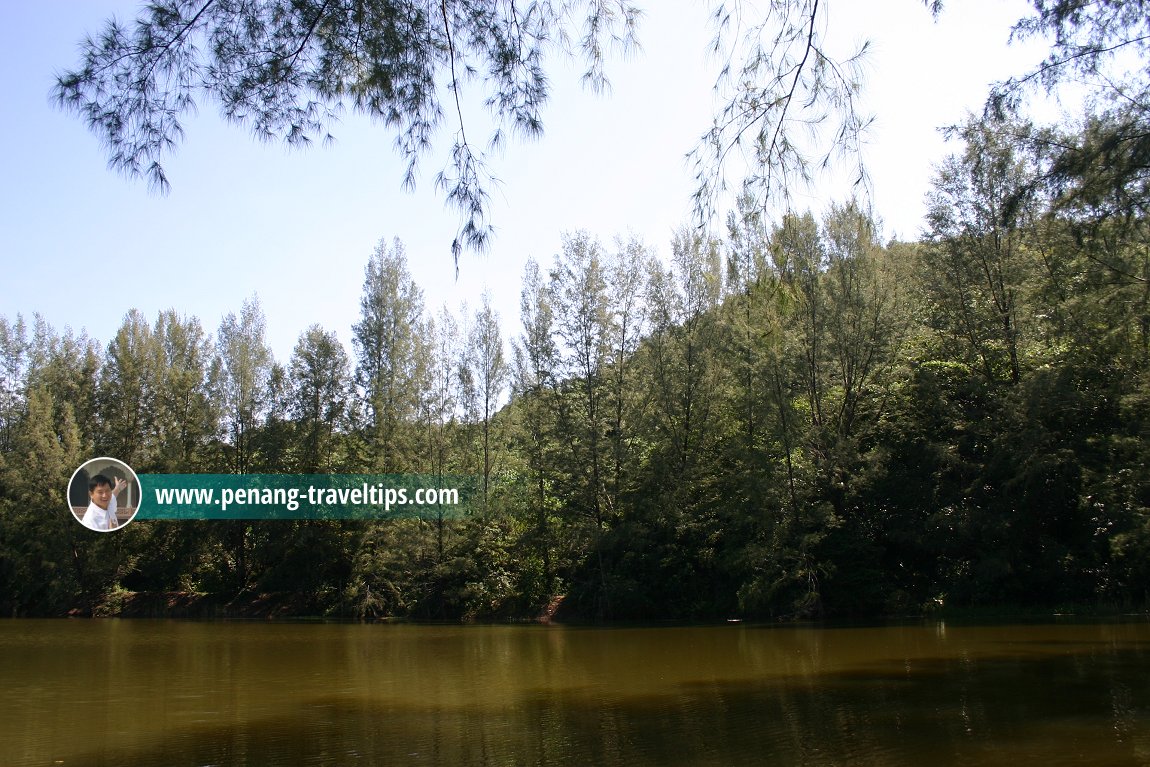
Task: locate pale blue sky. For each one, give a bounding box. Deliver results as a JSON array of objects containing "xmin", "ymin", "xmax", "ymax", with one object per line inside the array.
[{"xmin": 1, "ymin": 1, "xmax": 1050, "ymax": 362}]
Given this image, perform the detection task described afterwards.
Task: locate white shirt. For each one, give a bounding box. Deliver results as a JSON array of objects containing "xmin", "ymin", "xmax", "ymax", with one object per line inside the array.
[{"xmin": 81, "ymin": 493, "xmax": 118, "ymax": 531}]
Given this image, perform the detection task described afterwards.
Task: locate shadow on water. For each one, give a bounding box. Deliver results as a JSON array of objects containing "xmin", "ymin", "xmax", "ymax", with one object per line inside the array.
[{"xmin": 56, "ymin": 648, "xmax": 1150, "ymax": 767}]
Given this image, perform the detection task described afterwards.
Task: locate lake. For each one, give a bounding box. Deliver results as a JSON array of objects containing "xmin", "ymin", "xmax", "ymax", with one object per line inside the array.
[{"xmin": 2, "ymin": 619, "xmax": 1148, "ymax": 765}]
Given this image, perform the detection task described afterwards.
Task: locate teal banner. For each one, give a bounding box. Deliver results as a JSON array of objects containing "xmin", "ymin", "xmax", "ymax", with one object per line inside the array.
[{"xmin": 137, "ymin": 474, "xmax": 478, "ymax": 520}]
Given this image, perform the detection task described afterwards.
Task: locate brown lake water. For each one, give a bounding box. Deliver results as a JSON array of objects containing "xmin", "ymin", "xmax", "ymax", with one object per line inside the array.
[{"xmin": 2, "ymin": 619, "xmax": 1149, "ymax": 766}]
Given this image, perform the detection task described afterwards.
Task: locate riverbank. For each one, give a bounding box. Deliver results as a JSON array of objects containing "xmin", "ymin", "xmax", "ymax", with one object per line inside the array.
[
  {"xmin": 57, "ymin": 589, "xmax": 1148, "ymax": 625},
  {"xmin": 71, "ymin": 589, "xmax": 562, "ymax": 622},
  {"xmin": 79, "ymin": 590, "xmax": 335, "ymax": 620}
]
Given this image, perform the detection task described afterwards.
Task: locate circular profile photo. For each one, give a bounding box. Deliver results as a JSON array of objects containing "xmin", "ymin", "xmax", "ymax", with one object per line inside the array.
[{"xmin": 68, "ymin": 457, "xmax": 142, "ymax": 532}]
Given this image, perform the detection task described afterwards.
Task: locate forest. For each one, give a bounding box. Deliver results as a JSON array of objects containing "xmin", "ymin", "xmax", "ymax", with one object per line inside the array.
[{"xmin": 2, "ymin": 107, "xmax": 1149, "ymax": 621}]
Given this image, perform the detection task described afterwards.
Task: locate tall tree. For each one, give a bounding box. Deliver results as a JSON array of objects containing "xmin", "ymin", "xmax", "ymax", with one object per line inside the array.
[
  {"xmin": 289, "ymin": 324, "xmax": 351, "ymax": 473},
  {"xmin": 926, "ymin": 117, "xmax": 1036, "ymax": 386},
  {"xmin": 24, "ymin": 318, "xmax": 102, "ymax": 451},
  {"xmin": 820, "ymin": 201, "xmax": 906, "ymax": 441},
  {"xmin": 771, "ymin": 203, "xmax": 906, "ymax": 491},
  {"xmin": 98, "ymin": 310, "xmax": 156, "ymax": 466},
  {"xmin": 462, "ymin": 293, "xmax": 508, "ymax": 513},
  {"xmin": 426, "ymin": 305, "xmax": 462, "ymax": 478},
  {"xmin": 210, "ymin": 297, "xmax": 274, "ymax": 592},
  {"xmin": 773, "ymin": 211, "xmax": 828, "ymax": 435},
  {"xmin": 151, "ymin": 310, "xmax": 215, "ymax": 471},
  {"xmin": 352, "ymin": 238, "xmax": 429, "ymax": 472},
  {"xmin": 549, "ymin": 232, "xmax": 615, "ymax": 611},
  {"xmin": 215, "ymin": 296, "xmax": 273, "ymax": 474},
  {"xmin": 512, "ymin": 258, "xmax": 560, "ymax": 594},
  {"xmin": 722, "ymin": 194, "xmax": 776, "ymax": 459},
  {"xmin": 720, "ymin": 195, "xmax": 794, "ymax": 518},
  {"xmin": 420, "ymin": 307, "xmax": 462, "ymax": 562},
  {"xmin": 0, "ymin": 384, "xmax": 88, "ymax": 614},
  {"xmin": 645, "ymin": 228, "xmax": 723, "ymax": 481},
  {"xmin": 0, "ymin": 315, "xmax": 28, "ymax": 453},
  {"xmin": 255, "ymin": 362, "xmax": 295, "ymax": 471},
  {"xmin": 551, "ymin": 232, "xmax": 612, "ymax": 529},
  {"xmin": 604, "ymin": 237, "xmax": 649, "ymax": 515}
]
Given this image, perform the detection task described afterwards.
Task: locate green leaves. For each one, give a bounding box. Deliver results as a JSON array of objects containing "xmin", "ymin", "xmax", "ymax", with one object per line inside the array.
[{"xmin": 54, "ymin": 0, "xmax": 640, "ymax": 261}]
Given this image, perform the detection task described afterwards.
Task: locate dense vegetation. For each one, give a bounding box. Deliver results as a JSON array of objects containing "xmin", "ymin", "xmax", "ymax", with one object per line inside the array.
[{"xmin": 2, "ymin": 105, "xmax": 1148, "ymax": 620}]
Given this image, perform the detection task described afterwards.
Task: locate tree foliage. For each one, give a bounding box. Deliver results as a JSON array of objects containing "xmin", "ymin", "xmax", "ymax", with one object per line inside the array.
[
  {"xmin": 4, "ymin": 157, "xmax": 1150, "ymax": 616},
  {"xmin": 289, "ymin": 324, "xmax": 351, "ymax": 472},
  {"xmin": 352, "ymin": 238, "xmax": 428, "ymax": 471},
  {"xmin": 691, "ymin": 0, "xmax": 872, "ymax": 222},
  {"xmin": 53, "ymin": 0, "xmax": 1150, "ymax": 264},
  {"xmin": 11, "ymin": 1, "xmax": 1150, "ymax": 619},
  {"xmin": 52, "ymin": 0, "xmax": 639, "ymax": 262}
]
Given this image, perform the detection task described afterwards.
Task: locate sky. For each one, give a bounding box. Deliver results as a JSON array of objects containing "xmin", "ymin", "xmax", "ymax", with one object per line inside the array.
[{"xmin": 0, "ymin": 1, "xmax": 1055, "ymax": 364}]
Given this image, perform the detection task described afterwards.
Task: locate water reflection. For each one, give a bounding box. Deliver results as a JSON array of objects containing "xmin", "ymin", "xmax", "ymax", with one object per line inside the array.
[{"xmin": 1, "ymin": 621, "xmax": 1148, "ymax": 766}]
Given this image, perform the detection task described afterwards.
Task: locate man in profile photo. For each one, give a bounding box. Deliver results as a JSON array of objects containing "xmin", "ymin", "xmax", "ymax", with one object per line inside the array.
[{"xmin": 81, "ymin": 474, "xmax": 127, "ymax": 531}]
